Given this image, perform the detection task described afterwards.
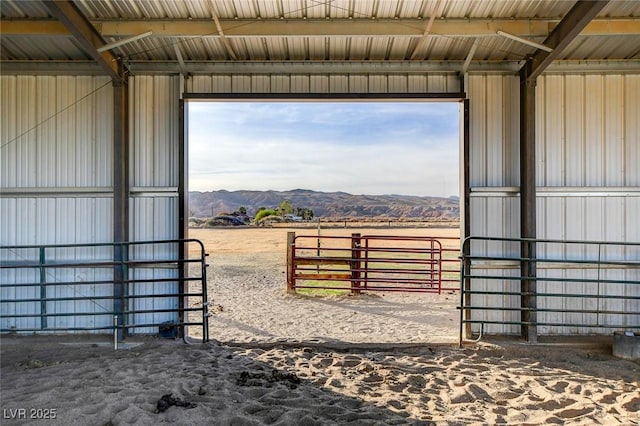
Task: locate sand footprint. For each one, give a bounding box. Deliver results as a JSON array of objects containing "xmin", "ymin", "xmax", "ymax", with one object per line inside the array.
[
  {"xmin": 621, "ymin": 395, "xmax": 640, "ymax": 413},
  {"xmin": 405, "ymin": 374, "xmax": 427, "ymax": 394},
  {"xmin": 556, "ymin": 407, "xmax": 595, "ymax": 419},
  {"xmin": 546, "ymin": 380, "xmax": 570, "ymax": 393},
  {"xmin": 599, "ymin": 391, "xmax": 621, "ymax": 404}
]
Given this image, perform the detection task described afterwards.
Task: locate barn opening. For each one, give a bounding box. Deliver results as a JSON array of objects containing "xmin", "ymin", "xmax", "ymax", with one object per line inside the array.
[{"xmin": 185, "ymin": 98, "xmax": 463, "ymax": 344}]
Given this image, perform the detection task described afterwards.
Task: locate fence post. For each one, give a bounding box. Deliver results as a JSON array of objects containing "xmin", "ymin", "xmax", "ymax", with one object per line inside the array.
[
  {"xmin": 287, "ymin": 232, "xmax": 295, "ymax": 293},
  {"xmin": 351, "ymin": 233, "xmax": 362, "ymax": 295},
  {"xmin": 39, "ymin": 247, "xmax": 47, "ymax": 330}
]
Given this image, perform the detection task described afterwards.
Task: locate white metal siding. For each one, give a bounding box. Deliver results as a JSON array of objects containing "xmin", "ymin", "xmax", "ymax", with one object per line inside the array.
[
  {"xmin": 1, "ymin": 75, "xmax": 184, "ymax": 334},
  {"xmin": 1, "ymin": 75, "xmax": 115, "ymax": 332},
  {"xmin": 468, "ymin": 73, "xmax": 640, "ymax": 336},
  {"xmin": 129, "ymin": 76, "xmax": 182, "ymax": 334},
  {"xmin": 187, "ymin": 73, "xmax": 461, "ymax": 94}
]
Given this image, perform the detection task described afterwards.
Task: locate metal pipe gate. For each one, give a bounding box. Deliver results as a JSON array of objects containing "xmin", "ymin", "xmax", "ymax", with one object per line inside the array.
[
  {"xmin": 459, "ymin": 236, "xmax": 640, "ymax": 345},
  {"xmin": 0, "ymin": 239, "xmax": 210, "ymax": 342},
  {"xmin": 287, "ymin": 233, "xmax": 460, "ymax": 294}
]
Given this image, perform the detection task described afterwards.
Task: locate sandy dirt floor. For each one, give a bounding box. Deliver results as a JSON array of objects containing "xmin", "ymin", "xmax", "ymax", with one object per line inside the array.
[{"xmin": 1, "ymin": 227, "xmax": 638, "ymax": 425}]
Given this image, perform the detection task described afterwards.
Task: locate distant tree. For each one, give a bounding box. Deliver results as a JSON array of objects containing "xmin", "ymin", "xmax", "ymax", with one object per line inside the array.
[
  {"xmin": 296, "ymin": 207, "xmax": 314, "ymax": 220},
  {"xmin": 237, "ymin": 206, "xmax": 247, "ymax": 215},
  {"xmin": 255, "ymin": 208, "xmax": 278, "ymax": 222},
  {"xmin": 277, "ymin": 200, "xmax": 294, "ymax": 216},
  {"xmin": 302, "ymin": 208, "xmax": 314, "ymax": 220}
]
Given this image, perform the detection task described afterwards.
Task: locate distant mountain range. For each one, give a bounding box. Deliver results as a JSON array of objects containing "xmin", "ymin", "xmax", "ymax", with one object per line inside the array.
[{"xmin": 190, "ymin": 189, "xmax": 459, "ymax": 220}]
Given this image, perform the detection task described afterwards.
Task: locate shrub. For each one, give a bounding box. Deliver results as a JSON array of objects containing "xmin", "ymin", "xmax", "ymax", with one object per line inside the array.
[{"xmin": 254, "ymin": 208, "xmax": 278, "ymax": 222}]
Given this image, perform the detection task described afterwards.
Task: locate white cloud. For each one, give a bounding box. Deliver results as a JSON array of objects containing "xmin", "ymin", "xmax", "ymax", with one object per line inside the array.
[{"xmin": 188, "ymin": 102, "xmax": 459, "ymax": 197}]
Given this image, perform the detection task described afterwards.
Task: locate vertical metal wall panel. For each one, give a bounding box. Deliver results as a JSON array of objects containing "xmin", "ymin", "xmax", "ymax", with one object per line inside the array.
[
  {"xmin": 211, "ymin": 75, "xmax": 232, "ymax": 92},
  {"xmin": 349, "ymin": 75, "xmax": 368, "ymax": 92},
  {"xmin": 1, "ymin": 75, "xmax": 114, "ymax": 245},
  {"xmin": 190, "ymin": 76, "xmax": 212, "ymax": 92},
  {"xmin": 537, "ymin": 74, "xmax": 638, "ymax": 189},
  {"xmin": 407, "ymin": 75, "xmax": 428, "ymax": 93},
  {"xmin": 252, "ymin": 75, "xmax": 271, "ymax": 92},
  {"xmin": 49, "ymin": 76, "xmax": 114, "ymax": 188},
  {"xmin": 388, "ymin": 75, "xmax": 408, "ymax": 92},
  {"xmin": 368, "ymin": 75, "xmax": 387, "ymax": 93},
  {"xmin": 1, "ymin": 77, "xmax": 16, "ymax": 187},
  {"xmin": 486, "ymin": 75, "xmax": 503, "ymax": 186},
  {"xmin": 468, "ymin": 75, "xmax": 487, "ymax": 187},
  {"xmin": 536, "ymin": 74, "xmax": 639, "ymax": 335},
  {"xmin": 504, "ymin": 76, "xmax": 520, "ymax": 186},
  {"xmin": 626, "ymin": 75, "xmax": 640, "ymax": 186},
  {"xmin": 188, "ymin": 74, "xmax": 461, "ymax": 96},
  {"xmin": 290, "ymin": 75, "xmax": 310, "ymax": 93},
  {"xmin": 130, "ymin": 196, "xmax": 179, "ymax": 333},
  {"xmin": 584, "ymin": 75, "xmax": 605, "ymax": 186},
  {"xmin": 232, "ymin": 75, "xmax": 252, "ymax": 92},
  {"xmin": 565, "ymin": 76, "xmax": 584, "ymax": 186},
  {"xmin": 605, "ymin": 75, "xmax": 625, "ymax": 187},
  {"xmin": 310, "ymin": 75, "xmax": 330, "ymax": 93},
  {"xmin": 467, "ymin": 72, "xmax": 639, "ymax": 336},
  {"xmin": 271, "ymin": 75, "xmax": 290, "ymax": 93},
  {"xmin": 329, "ymin": 75, "xmax": 349, "ymax": 93},
  {"xmin": 128, "ymin": 76, "xmax": 182, "ymax": 333},
  {"xmin": 542, "ymin": 75, "xmax": 565, "ymax": 187},
  {"xmin": 467, "ymin": 74, "xmax": 520, "ymax": 188},
  {"xmin": 131, "ymin": 75, "xmax": 180, "ymax": 188}
]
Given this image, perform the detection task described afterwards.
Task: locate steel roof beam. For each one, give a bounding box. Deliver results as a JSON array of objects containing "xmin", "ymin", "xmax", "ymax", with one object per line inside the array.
[
  {"xmin": 527, "ymin": 0, "xmax": 610, "ymax": 81},
  {"xmin": 41, "ymin": 1, "xmax": 121, "ymax": 81},
  {"xmin": 3, "ymin": 18, "xmax": 638, "ymax": 37},
  {"xmin": 3, "ymin": 59, "xmax": 639, "ymax": 75}
]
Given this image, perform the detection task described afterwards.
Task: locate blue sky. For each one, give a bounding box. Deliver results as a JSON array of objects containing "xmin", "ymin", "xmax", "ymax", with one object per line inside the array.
[{"xmin": 188, "ymin": 101, "xmax": 460, "ymax": 197}]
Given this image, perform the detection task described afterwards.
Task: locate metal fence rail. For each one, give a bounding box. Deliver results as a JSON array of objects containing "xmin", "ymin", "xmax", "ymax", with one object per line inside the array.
[
  {"xmin": 288, "ymin": 233, "xmax": 460, "ymax": 294},
  {"xmin": 459, "ymin": 236, "xmax": 640, "ymax": 345},
  {"xmin": 0, "ymin": 239, "xmax": 209, "ymax": 342}
]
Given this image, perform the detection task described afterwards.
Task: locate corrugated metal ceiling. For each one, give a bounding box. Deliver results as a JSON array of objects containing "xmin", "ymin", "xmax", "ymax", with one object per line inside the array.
[{"xmin": 1, "ymin": 0, "xmax": 639, "ymax": 73}]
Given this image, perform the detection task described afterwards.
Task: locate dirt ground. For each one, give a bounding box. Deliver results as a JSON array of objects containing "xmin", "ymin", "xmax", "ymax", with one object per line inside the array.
[
  {"xmin": 1, "ymin": 226, "xmax": 638, "ymax": 425},
  {"xmin": 189, "ymin": 226, "xmax": 462, "ymax": 344}
]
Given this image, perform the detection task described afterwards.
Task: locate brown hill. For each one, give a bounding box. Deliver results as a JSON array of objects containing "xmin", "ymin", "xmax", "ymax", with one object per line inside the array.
[{"xmin": 189, "ymin": 189, "xmax": 459, "ymax": 220}]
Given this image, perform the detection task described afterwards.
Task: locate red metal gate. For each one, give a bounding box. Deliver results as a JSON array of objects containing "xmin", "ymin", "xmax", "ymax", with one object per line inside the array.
[{"xmin": 288, "ymin": 233, "xmax": 457, "ymax": 294}]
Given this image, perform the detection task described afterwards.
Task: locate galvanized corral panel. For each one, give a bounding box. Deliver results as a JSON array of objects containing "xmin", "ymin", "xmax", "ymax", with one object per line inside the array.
[
  {"xmin": 541, "ymin": 193, "xmax": 640, "ymax": 335},
  {"xmin": 0, "ymin": 202, "xmax": 114, "ymax": 333},
  {"xmin": 468, "ymin": 268, "xmax": 521, "ymax": 336},
  {"xmin": 130, "ymin": 75, "xmax": 180, "ymax": 187},
  {"xmin": 0, "ymin": 268, "xmax": 40, "ymax": 332}
]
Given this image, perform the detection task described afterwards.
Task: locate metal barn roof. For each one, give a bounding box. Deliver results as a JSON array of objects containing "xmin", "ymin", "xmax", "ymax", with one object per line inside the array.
[{"xmin": 1, "ymin": 0, "xmax": 639, "ymax": 76}]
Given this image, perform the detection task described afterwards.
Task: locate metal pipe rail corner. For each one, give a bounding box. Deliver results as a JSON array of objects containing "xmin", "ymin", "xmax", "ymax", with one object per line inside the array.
[
  {"xmin": 0, "ymin": 239, "xmax": 210, "ymax": 343},
  {"xmin": 458, "ymin": 236, "xmax": 640, "ymax": 346}
]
